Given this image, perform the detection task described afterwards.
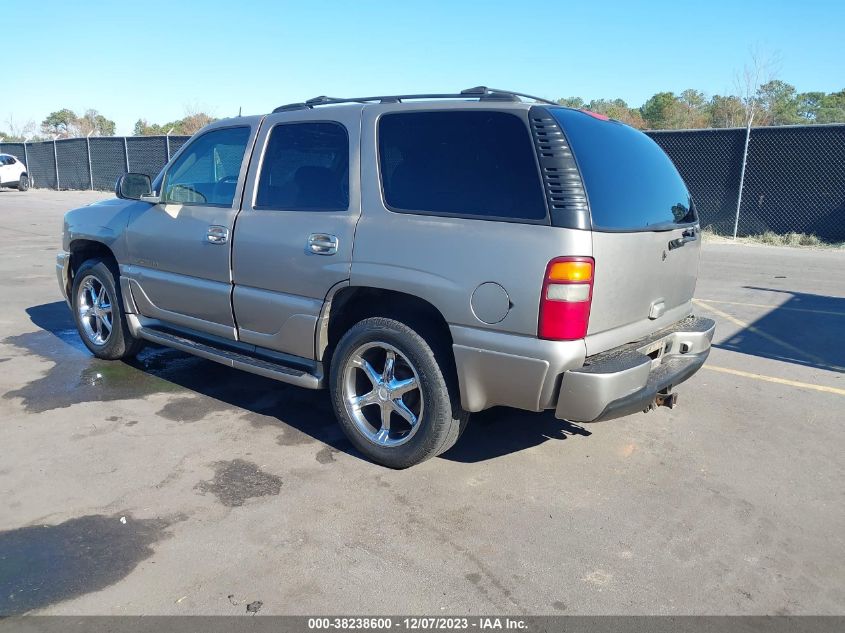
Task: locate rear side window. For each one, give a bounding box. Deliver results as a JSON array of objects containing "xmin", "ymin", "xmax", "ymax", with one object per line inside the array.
[
  {"xmin": 256, "ymin": 122, "xmax": 349, "ymax": 211},
  {"xmin": 379, "ymin": 111, "xmax": 547, "ymax": 222},
  {"xmin": 550, "ymin": 108, "xmax": 696, "ymax": 230}
]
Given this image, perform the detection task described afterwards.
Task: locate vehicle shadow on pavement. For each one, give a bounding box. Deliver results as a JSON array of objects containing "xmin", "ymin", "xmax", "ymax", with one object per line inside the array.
[
  {"xmin": 440, "ymin": 408, "xmax": 591, "ymax": 463},
  {"xmin": 713, "ymin": 287, "xmax": 845, "ymax": 372},
  {"xmin": 18, "ymin": 301, "xmax": 594, "ymax": 465},
  {"xmin": 16, "ymin": 301, "xmax": 360, "ymax": 459}
]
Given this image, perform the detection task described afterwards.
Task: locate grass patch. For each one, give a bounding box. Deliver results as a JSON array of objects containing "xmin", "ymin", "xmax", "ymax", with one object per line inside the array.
[{"xmin": 701, "ymin": 228, "xmax": 843, "ymax": 249}]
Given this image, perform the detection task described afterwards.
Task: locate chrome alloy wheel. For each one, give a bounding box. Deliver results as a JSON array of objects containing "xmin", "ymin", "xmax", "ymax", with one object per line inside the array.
[
  {"xmin": 76, "ymin": 275, "xmax": 113, "ymax": 346},
  {"xmin": 342, "ymin": 341, "xmax": 424, "ymax": 447}
]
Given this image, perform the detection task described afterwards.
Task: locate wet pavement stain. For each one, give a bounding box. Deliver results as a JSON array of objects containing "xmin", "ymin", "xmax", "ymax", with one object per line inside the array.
[
  {"xmin": 194, "ymin": 459, "xmax": 282, "ymax": 507},
  {"xmin": 4, "ymin": 302, "xmax": 361, "ymax": 460},
  {"xmin": 315, "ymin": 446, "xmax": 338, "ymax": 464},
  {"xmin": 0, "ymin": 513, "xmax": 175, "ymax": 615},
  {"xmin": 2, "ymin": 325, "xmax": 193, "ymax": 413},
  {"xmin": 156, "ymin": 396, "xmax": 218, "ymax": 423},
  {"xmin": 275, "ymin": 425, "xmax": 319, "ymax": 446}
]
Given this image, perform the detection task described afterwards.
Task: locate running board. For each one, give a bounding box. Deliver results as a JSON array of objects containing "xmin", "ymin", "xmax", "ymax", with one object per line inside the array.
[{"xmin": 130, "ymin": 318, "xmax": 323, "ymax": 390}]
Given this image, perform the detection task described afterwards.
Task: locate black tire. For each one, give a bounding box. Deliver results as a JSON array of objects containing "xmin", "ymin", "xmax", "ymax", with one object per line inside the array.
[
  {"xmin": 17, "ymin": 175, "xmax": 29, "ymax": 191},
  {"xmin": 71, "ymin": 258, "xmax": 144, "ymax": 360},
  {"xmin": 330, "ymin": 317, "xmax": 469, "ymax": 468}
]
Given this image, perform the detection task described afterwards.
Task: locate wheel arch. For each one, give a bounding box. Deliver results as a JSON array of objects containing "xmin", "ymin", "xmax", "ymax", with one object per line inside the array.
[
  {"xmin": 67, "ymin": 239, "xmax": 118, "ymax": 294},
  {"xmin": 320, "ymin": 285, "xmax": 455, "ymax": 373}
]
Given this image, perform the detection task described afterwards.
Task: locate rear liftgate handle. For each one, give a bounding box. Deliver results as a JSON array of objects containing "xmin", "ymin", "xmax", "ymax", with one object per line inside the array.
[{"xmin": 668, "ymin": 227, "xmax": 699, "ymax": 251}]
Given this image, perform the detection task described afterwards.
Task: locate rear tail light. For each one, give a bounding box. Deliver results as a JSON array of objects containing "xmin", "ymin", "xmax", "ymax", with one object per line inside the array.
[{"xmin": 538, "ymin": 256, "xmax": 594, "ymax": 340}]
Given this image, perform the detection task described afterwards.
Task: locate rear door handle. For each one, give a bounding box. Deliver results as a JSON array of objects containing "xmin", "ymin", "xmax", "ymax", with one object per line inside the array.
[
  {"xmin": 308, "ymin": 233, "xmax": 339, "ymax": 255},
  {"xmin": 207, "ymin": 225, "xmax": 230, "ymax": 244},
  {"xmin": 668, "ymin": 227, "xmax": 699, "ymax": 250}
]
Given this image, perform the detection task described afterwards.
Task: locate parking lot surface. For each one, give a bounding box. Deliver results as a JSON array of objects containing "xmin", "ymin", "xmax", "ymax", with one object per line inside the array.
[{"xmin": 1, "ymin": 189, "xmax": 843, "ymax": 616}]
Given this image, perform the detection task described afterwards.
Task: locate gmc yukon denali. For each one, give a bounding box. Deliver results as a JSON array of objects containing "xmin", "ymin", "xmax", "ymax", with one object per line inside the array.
[{"xmin": 57, "ymin": 87, "xmax": 715, "ymax": 468}]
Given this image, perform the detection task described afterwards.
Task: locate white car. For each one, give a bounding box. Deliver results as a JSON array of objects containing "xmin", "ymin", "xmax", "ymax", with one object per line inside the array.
[{"xmin": 0, "ymin": 153, "xmax": 30, "ymax": 190}]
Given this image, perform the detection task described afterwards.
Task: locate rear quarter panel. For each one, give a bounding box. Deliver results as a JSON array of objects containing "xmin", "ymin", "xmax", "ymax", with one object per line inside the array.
[{"xmin": 355, "ymin": 103, "xmax": 592, "ymax": 337}]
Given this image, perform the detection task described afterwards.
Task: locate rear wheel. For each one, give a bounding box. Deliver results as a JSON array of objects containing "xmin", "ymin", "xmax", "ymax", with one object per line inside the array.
[
  {"xmin": 16, "ymin": 175, "xmax": 29, "ymax": 191},
  {"xmin": 71, "ymin": 259, "xmax": 144, "ymax": 360},
  {"xmin": 330, "ymin": 317, "xmax": 468, "ymax": 468}
]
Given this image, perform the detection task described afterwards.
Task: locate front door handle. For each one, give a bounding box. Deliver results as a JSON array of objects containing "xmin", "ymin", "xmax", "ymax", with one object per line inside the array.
[
  {"xmin": 308, "ymin": 233, "xmax": 339, "ymax": 255},
  {"xmin": 207, "ymin": 225, "xmax": 229, "ymax": 245}
]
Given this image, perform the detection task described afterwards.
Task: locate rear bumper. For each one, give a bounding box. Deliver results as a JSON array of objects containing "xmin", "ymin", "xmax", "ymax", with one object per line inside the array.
[{"xmin": 555, "ymin": 316, "xmax": 716, "ymax": 422}]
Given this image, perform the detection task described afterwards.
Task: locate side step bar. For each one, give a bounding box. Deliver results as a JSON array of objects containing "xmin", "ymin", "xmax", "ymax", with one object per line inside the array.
[{"xmin": 128, "ymin": 316, "xmax": 323, "ymax": 390}]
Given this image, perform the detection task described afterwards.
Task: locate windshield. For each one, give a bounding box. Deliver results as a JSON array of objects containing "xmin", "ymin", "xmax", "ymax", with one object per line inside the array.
[{"xmin": 550, "ymin": 108, "xmax": 696, "ymax": 231}]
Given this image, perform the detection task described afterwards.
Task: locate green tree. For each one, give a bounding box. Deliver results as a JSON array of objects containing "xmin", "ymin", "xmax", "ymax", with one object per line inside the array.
[
  {"xmin": 755, "ymin": 80, "xmax": 800, "ymax": 125},
  {"xmin": 640, "ymin": 92, "xmax": 679, "ymax": 129},
  {"xmin": 794, "ymin": 91, "xmax": 825, "ymax": 121},
  {"xmin": 556, "ymin": 96, "xmax": 585, "ymax": 109},
  {"xmin": 77, "ymin": 109, "xmax": 116, "ymax": 136},
  {"xmin": 134, "ymin": 119, "xmax": 166, "ymax": 135},
  {"xmin": 816, "ymin": 89, "xmax": 845, "ymax": 123},
  {"xmin": 666, "ymin": 89, "xmax": 708, "ymax": 128},
  {"xmin": 132, "ymin": 111, "xmax": 217, "ymax": 136},
  {"xmin": 41, "ymin": 109, "xmax": 78, "ymax": 138},
  {"xmin": 588, "ymin": 98, "xmax": 645, "ymax": 128},
  {"xmin": 707, "ymin": 95, "xmax": 745, "ymax": 128}
]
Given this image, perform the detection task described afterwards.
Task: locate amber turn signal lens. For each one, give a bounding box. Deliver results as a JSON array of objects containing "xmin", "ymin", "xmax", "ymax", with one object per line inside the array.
[{"xmin": 547, "ymin": 260, "xmax": 593, "ymax": 282}]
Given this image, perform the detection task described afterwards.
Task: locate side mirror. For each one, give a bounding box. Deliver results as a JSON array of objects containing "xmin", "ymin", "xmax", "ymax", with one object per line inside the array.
[{"xmin": 116, "ymin": 173, "xmax": 155, "ymax": 201}]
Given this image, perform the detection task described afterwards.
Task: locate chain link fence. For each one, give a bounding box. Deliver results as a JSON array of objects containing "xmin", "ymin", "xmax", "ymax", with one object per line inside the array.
[
  {"xmin": 0, "ymin": 134, "xmax": 190, "ymax": 192},
  {"xmin": 649, "ymin": 124, "xmax": 845, "ymax": 243},
  {"xmin": 2, "ymin": 125, "xmax": 844, "ymax": 242}
]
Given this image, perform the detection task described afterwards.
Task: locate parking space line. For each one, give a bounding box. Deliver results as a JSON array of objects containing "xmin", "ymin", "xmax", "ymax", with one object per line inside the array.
[
  {"xmin": 695, "ymin": 298, "xmax": 845, "ymax": 317},
  {"xmin": 693, "ymin": 299, "xmax": 845, "ymax": 373},
  {"xmin": 703, "ymin": 365, "xmax": 845, "ymax": 396}
]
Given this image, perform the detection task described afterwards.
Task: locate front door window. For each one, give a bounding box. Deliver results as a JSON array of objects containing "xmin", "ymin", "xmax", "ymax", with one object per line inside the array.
[{"xmin": 162, "ymin": 126, "xmax": 250, "ymax": 206}]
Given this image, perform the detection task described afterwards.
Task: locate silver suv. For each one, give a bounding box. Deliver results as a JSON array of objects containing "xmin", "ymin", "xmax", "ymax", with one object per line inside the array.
[{"xmin": 57, "ymin": 87, "xmax": 715, "ymax": 468}]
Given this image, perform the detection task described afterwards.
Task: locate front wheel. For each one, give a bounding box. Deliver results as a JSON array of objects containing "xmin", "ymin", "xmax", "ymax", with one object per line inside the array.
[
  {"xmin": 17, "ymin": 175, "xmax": 29, "ymax": 191},
  {"xmin": 71, "ymin": 258, "xmax": 144, "ymax": 360},
  {"xmin": 330, "ymin": 317, "xmax": 468, "ymax": 468}
]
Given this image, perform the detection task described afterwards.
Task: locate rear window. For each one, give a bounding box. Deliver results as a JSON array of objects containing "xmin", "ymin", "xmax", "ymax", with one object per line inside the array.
[
  {"xmin": 550, "ymin": 108, "xmax": 696, "ymax": 230},
  {"xmin": 378, "ymin": 111, "xmax": 547, "ymax": 222}
]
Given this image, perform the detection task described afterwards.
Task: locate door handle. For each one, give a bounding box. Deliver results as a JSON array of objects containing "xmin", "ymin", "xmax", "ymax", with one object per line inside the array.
[
  {"xmin": 668, "ymin": 227, "xmax": 699, "ymax": 250},
  {"xmin": 207, "ymin": 225, "xmax": 229, "ymax": 245},
  {"xmin": 308, "ymin": 233, "xmax": 339, "ymax": 255}
]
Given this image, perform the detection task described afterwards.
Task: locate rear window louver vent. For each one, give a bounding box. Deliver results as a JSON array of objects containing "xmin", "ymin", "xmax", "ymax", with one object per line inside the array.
[{"xmin": 529, "ymin": 107, "xmax": 591, "ymax": 230}]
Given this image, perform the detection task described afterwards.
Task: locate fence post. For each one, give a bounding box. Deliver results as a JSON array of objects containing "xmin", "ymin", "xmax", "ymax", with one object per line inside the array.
[
  {"xmin": 23, "ymin": 142, "xmax": 29, "ymax": 173},
  {"xmin": 166, "ymin": 129, "xmax": 172, "ymax": 161},
  {"xmin": 733, "ymin": 123, "xmax": 752, "ymax": 239},
  {"xmin": 86, "ymin": 131, "xmax": 94, "ymax": 190},
  {"xmin": 53, "ymin": 139, "xmax": 61, "ymax": 190},
  {"xmin": 123, "ymin": 136, "xmax": 130, "ymax": 173}
]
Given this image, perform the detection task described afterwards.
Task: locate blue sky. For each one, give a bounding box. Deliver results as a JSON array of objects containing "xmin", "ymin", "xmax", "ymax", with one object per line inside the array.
[{"xmin": 4, "ymin": 0, "xmax": 844, "ymax": 135}]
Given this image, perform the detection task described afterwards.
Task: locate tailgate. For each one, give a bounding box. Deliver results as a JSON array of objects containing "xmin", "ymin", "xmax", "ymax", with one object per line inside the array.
[
  {"xmin": 547, "ymin": 107, "xmax": 702, "ymax": 356},
  {"xmin": 587, "ymin": 228, "xmax": 700, "ymax": 355}
]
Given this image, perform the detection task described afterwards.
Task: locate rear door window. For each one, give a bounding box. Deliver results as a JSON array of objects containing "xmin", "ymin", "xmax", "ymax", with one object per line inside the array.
[
  {"xmin": 378, "ymin": 110, "xmax": 547, "ymax": 222},
  {"xmin": 550, "ymin": 108, "xmax": 696, "ymax": 230},
  {"xmin": 255, "ymin": 122, "xmax": 349, "ymax": 211}
]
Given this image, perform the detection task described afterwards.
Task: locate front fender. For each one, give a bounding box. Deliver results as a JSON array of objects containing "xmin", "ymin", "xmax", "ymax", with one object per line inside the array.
[{"xmin": 62, "ymin": 197, "xmax": 146, "ymax": 260}]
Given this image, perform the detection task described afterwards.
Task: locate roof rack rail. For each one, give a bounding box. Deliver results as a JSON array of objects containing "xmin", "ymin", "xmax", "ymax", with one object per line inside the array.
[{"xmin": 271, "ymin": 86, "xmax": 557, "ymax": 113}]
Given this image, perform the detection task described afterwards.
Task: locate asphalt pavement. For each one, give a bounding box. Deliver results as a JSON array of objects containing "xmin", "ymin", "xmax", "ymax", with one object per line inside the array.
[{"xmin": 0, "ymin": 189, "xmax": 843, "ymax": 616}]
